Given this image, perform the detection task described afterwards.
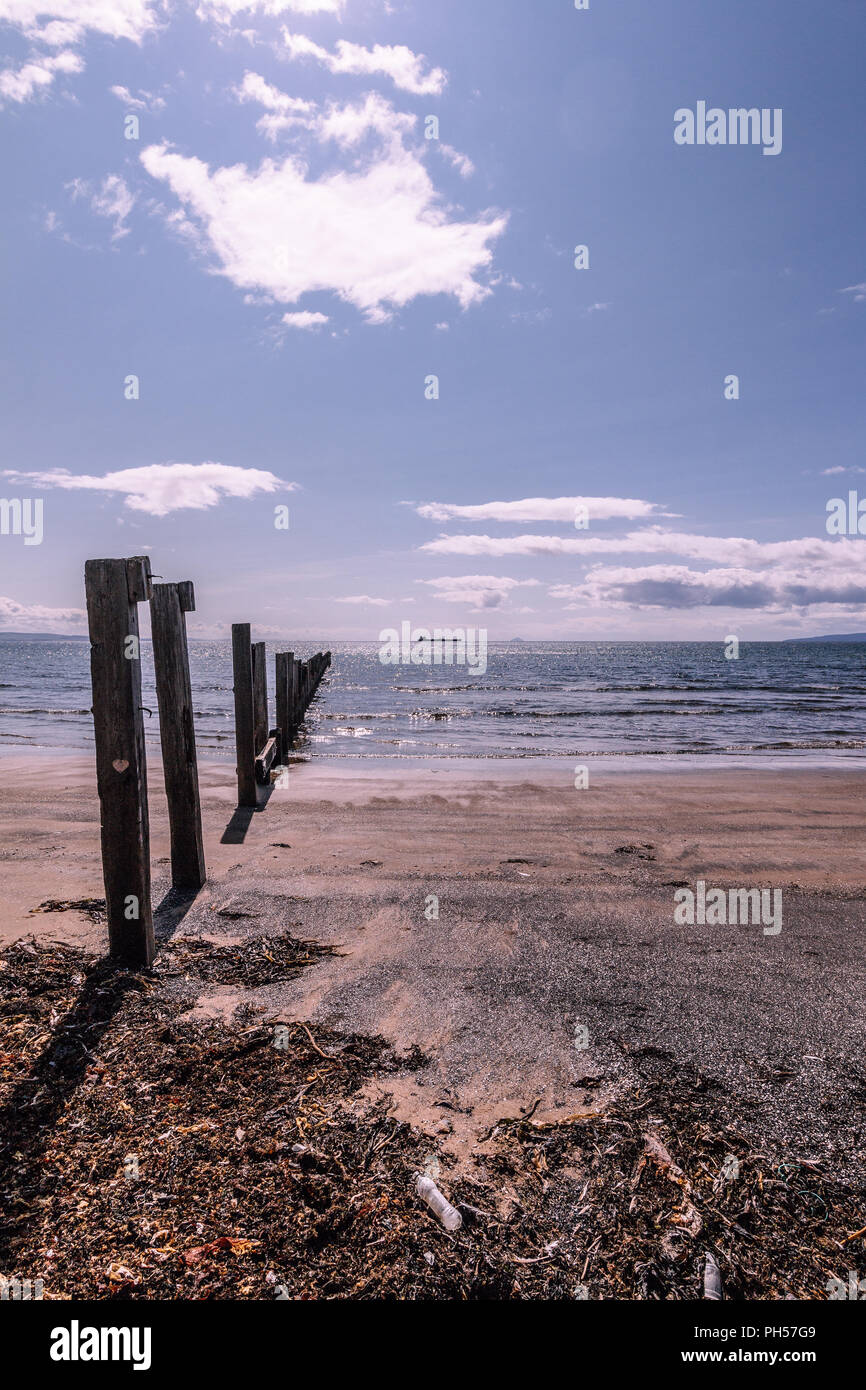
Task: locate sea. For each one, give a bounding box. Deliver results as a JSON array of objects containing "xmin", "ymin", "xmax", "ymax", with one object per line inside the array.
[{"xmin": 0, "ymin": 638, "xmax": 864, "ymax": 763}]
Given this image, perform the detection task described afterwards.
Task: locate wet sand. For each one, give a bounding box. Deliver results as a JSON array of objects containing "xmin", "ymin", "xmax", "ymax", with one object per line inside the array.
[{"xmin": 1, "ymin": 752, "xmax": 864, "ymax": 1182}]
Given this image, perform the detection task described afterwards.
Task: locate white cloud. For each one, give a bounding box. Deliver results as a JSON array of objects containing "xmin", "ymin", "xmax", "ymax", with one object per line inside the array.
[
  {"xmin": 553, "ymin": 559, "xmax": 866, "ymax": 611},
  {"xmin": 0, "ymin": 49, "xmax": 82, "ymax": 104},
  {"xmin": 421, "ymin": 528, "xmax": 865, "ymax": 564},
  {"xmin": 839, "ymin": 282, "xmax": 866, "ymax": 303},
  {"xmin": 334, "ymin": 594, "xmax": 391, "ymax": 606},
  {"xmin": 109, "ymin": 83, "xmax": 165, "ymax": 111},
  {"xmin": 0, "ymin": 0, "xmax": 161, "ymax": 44},
  {"xmin": 0, "ymin": 2, "xmax": 163, "ymax": 106},
  {"xmin": 821, "ymin": 465, "xmax": 865, "ymax": 476},
  {"xmin": 0, "ymin": 596, "xmax": 86, "ymax": 631},
  {"xmin": 418, "ymin": 574, "xmax": 540, "ymax": 609},
  {"xmin": 68, "ymin": 173, "xmax": 135, "ymax": 239},
  {"xmin": 282, "ymin": 309, "xmax": 328, "ymax": 328},
  {"xmin": 440, "ymin": 144, "xmax": 474, "ymax": 178},
  {"xmin": 197, "ymin": 0, "xmax": 344, "ymax": 21},
  {"xmin": 281, "ymin": 30, "xmax": 446, "ymax": 95},
  {"xmin": 416, "ymin": 496, "xmax": 668, "ymax": 525},
  {"xmin": 2, "ymin": 462, "xmax": 294, "ymax": 517},
  {"xmin": 140, "ymin": 109, "xmax": 506, "ymax": 320}
]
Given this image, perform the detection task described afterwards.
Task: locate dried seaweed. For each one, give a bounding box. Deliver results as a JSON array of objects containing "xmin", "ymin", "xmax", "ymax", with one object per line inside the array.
[{"xmin": 0, "ymin": 938, "xmax": 862, "ymax": 1300}]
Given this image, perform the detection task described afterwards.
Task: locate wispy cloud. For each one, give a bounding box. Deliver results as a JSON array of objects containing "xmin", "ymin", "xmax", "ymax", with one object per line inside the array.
[
  {"xmin": 839, "ymin": 282, "xmax": 866, "ymax": 303},
  {"xmin": 418, "ymin": 574, "xmax": 540, "ymax": 609},
  {"xmin": 197, "ymin": 0, "xmax": 344, "ymax": 21},
  {"xmin": 68, "ymin": 174, "xmax": 135, "ymax": 240},
  {"xmin": 334, "ymin": 594, "xmax": 391, "ymax": 606},
  {"xmin": 280, "ymin": 30, "xmax": 446, "ymax": 96},
  {"xmin": 109, "ymin": 83, "xmax": 165, "ymax": 112},
  {"xmin": 420, "ymin": 528, "xmax": 862, "ymax": 566},
  {"xmin": 3, "ymin": 463, "xmax": 294, "ymax": 517},
  {"xmin": 415, "ymin": 496, "xmax": 670, "ymax": 524}
]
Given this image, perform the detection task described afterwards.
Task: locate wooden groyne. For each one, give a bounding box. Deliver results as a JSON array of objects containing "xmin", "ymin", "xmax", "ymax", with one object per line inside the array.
[
  {"xmin": 232, "ymin": 625, "xmax": 331, "ymax": 805},
  {"xmin": 84, "ymin": 555, "xmax": 331, "ymax": 966}
]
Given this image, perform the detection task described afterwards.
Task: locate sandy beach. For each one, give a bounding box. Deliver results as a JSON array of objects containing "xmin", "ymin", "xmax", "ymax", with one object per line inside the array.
[{"xmin": 2, "ymin": 752, "xmax": 864, "ymax": 1184}]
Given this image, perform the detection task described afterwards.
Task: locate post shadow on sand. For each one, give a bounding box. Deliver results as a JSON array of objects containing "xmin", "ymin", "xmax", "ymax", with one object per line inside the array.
[
  {"xmin": 0, "ymin": 954, "xmax": 145, "ymax": 1259},
  {"xmin": 153, "ymin": 883, "xmax": 200, "ymax": 944},
  {"xmin": 220, "ymin": 782, "xmax": 274, "ymax": 845},
  {"xmin": 0, "ymin": 881, "xmax": 203, "ymax": 1260}
]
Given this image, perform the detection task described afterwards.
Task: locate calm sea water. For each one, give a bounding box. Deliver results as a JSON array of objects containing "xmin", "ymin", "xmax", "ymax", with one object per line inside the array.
[{"xmin": 0, "ymin": 639, "xmax": 864, "ymax": 761}]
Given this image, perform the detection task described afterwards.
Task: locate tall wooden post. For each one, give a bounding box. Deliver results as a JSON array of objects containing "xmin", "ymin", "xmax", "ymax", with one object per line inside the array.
[
  {"xmin": 232, "ymin": 623, "xmax": 256, "ymax": 808},
  {"xmin": 151, "ymin": 580, "xmax": 206, "ymax": 892},
  {"xmin": 252, "ymin": 640, "xmax": 268, "ymax": 754},
  {"xmin": 85, "ymin": 556, "xmax": 154, "ymax": 966},
  {"xmin": 276, "ymin": 650, "xmax": 293, "ymax": 758},
  {"xmin": 291, "ymin": 658, "xmax": 300, "ymax": 727}
]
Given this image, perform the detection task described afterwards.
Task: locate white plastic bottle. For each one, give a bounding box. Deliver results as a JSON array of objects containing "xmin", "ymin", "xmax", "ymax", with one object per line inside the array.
[{"xmin": 414, "ymin": 1173, "xmax": 463, "ymax": 1232}]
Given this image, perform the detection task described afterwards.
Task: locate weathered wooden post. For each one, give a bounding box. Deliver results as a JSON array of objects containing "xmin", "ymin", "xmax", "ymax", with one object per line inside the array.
[
  {"xmin": 252, "ymin": 640, "xmax": 268, "ymax": 754},
  {"xmin": 291, "ymin": 658, "xmax": 300, "ymax": 726},
  {"xmin": 276, "ymin": 650, "xmax": 293, "ymax": 757},
  {"xmin": 150, "ymin": 580, "xmax": 206, "ymax": 893},
  {"xmin": 232, "ymin": 623, "xmax": 256, "ymax": 808},
  {"xmin": 85, "ymin": 556, "xmax": 154, "ymax": 966}
]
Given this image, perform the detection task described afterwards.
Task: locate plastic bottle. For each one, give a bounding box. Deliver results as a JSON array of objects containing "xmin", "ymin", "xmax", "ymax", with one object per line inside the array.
[{"xmin": 414, "ymin": 1173, "xmax": 463, "ymax": 1231}]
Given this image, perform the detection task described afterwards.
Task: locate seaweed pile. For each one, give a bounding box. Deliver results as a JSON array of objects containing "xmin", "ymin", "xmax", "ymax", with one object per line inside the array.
[{"xmin": 0, "ymin": 938, "xmax": 861, "ymax": 1300}]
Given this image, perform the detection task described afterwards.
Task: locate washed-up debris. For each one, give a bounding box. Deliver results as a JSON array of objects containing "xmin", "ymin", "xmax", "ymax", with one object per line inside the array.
[
  {"xmin": 0, "ymin": 937, "xmax": 863, "ymax": 1300},
  {"xmin": 415, "ymin": 1174, "xmax": 462, "ymax": 1232},
  {"xmin": 155, "ymin": 933, "xmax": 341, "ymax": 987},
  {"xmin": 30, "ymin": 898, "xmax": 106, "ymax": 923},
  {"xmin": 615, "ymin": 844, "xmax": 657, "ymax": 861},
  {"xmin": 704, "ymin": 1252, "xmax": 723, "ymax": 1300}
]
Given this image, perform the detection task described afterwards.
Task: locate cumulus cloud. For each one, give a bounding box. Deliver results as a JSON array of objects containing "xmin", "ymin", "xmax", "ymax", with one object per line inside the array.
[
  {"xmin": 415, "ymin": 496, "xmax": 668, "ymax": 525},
  {"xmin": 418, "ymin": 574, "xmax": 540, "ymax": 609},
  {"xmin": 2, "ymin": 463, "xmax": 294, "ymax": 517},
  {"xmin": 0, "ymin": 49, "xmax": 82, "ymax": 104},
  {"xmin": 280, "ymin": 30, "xmax": 446, "ymax": 95},
  {"xmin": 553, "ymin": 560, "xmax": 866, "ymax": 611},
  {"xmin": 0, "ymin": 0, "xmax": 161, "ymax": 42},
  {"xmin": 0, "ymin": 595, "xmax": 86, "ymax": 631},
  {"xmin": 140, "ymin": 102, "xmax": 506, "ymax": 320},
  {"xmin": 0, "ymin": 2, "xmax": 163, "ymax": 106},
  {"xmin": 839, "ymin": 282, "xmax": 866, "ymax": 303},
  {"xmin": 282, "ymin": 309, "xmax": 328, "ymax": 328}
]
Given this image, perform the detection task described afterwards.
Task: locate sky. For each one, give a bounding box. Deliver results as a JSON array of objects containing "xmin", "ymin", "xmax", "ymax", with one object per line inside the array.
[{"xmin": 0, "ymin": 0, "xmax": 865, "ymax": 641}]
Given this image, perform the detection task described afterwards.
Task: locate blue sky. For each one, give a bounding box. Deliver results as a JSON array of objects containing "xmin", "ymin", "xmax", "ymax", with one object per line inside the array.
[{"xmin": 0, "ymin": 0, "xmax": 865, "ymax": 639}]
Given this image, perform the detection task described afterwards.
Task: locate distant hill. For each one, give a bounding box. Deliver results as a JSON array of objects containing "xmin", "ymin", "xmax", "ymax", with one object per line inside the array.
[
  {"xmin": 788, "ymin": 633, "xmax": 866, "ymax": 643},
  {"xmin": 0, "ymin": 631, "xmax": 88, "ymax": 641}
]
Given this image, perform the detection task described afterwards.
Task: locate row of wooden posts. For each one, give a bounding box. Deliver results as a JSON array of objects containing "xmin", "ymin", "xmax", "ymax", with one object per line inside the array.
[
  {"xmin": 231, "ymin": 623, "xmax": 331, "ymax": 807},
  {"xmin": 83, "ymin": 555, "xmax": 330, "ymax": 969}
]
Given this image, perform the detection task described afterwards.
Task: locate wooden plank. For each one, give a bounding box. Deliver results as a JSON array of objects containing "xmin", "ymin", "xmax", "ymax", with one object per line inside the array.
[
  {"xmin": 252, "ymin": 640, "xmax": 268, "ymax": 753},
  {"xmin": 255, "ymin": 730, "xmax": 280, "ymax": 784},
  {"xmin": 232, "ymin": 623, "xmax": 256, "ymax": 808},
  {"xmin": 84, "ymin": 555, "xmax": 154, "ymax": 966},
  {"xmin": 150, "ymin": 580, "xmax": 206, "ymax": 893}
]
